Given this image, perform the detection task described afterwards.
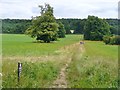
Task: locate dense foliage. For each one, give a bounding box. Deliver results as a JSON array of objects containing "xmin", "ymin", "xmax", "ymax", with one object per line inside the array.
[
  {"xmin": 106, "ymin": 19, "xmax": 119, "ymax": 35},
  {"xmin": 26, "ymin": 4, "xmax": 59, "ymax": 43},
  {"xmin": 2, "ymin": 18, "xmax": 118, "ymax": 35},
  {"xmin": 84, "ymin": 16, "xmax": 111, "ymax": 41},
  {"xmin": 2, "ymin": 19, "xmax": 31, "ymax": 34},
  {"xmin": 57, "ymin": 21, "xmax": 66, "ymax": 38},
  {"xmin": 103, "ymin": 35, "xmax": 120, "ymax": 45},
  {"xmin": 56, "ymin": 19, "xmax": 85, "ymax": 34}
]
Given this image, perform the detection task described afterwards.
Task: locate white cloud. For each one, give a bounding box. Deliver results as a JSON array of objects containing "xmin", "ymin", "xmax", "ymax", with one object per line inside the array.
[{"xmin": 0, "ymin": 0, "xmax": 119, "ymax": 19}]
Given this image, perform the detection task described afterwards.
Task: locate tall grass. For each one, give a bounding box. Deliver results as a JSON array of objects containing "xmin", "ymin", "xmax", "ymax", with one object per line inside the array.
[
  {"xmin": 2, "ymin": 34, "xmax": 82, "ymax": 88},
  {"xmin": 67, "ymin": 41, "xmax": 118, "ymax": 88},
  {"xmin": 2, "ymin": 60, "xmax": 60, "ymax": 88}
]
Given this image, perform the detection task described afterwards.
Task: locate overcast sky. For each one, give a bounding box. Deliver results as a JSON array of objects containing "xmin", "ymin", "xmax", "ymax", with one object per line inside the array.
[{"xmin": 0, "ymin": 0, "xmax": 119, "ymax": 19}]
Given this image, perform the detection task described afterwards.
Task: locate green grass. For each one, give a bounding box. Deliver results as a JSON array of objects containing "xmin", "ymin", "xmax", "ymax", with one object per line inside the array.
[
  {"xmin": 84, "ymin": 41, "xmax": 118, "ymax": 60},
  {"xmin": 67, "ymin": 41, "xmax": 118, "ymax": 88},
  {"xmin": 2, "ymin": 34, "xmax": 82, "ymax": 88},
  {"xmin": 2, "ymin": 34, "xmax": 118, "ymax": 88},
  {"xmin": 2, "ymin": 34, "xmax": 81, "ymax": 56},
  {"xmin": 3, "ymin": 60, "xmax": 60, "ymax": 88}
]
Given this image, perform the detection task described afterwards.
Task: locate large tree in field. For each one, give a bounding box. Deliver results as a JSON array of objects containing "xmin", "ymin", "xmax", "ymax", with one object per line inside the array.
[
  {"xmin": 26, "ymin": 4, "xmax": 58, "ymax": 43},
  {"xmin": 84, "ymin": 15, "xmax": 111, "ymax": 41}
]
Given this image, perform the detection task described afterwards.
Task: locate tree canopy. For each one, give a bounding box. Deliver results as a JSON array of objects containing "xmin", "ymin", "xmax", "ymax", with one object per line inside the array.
[
  {"xmin": 26, "ymin": 4, "xmax": 59, "ymax": 43},
  {"xmin": 2, "ymin": 18, "xmax": 118, "ymax": 36},
  {"xmin": 84, "ymin": 15, "xmax": 111, "ymax": 41}
]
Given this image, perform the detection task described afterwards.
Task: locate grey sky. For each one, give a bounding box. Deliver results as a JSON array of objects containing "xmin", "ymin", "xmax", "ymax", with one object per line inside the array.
[{"xmin": 0, "ymin": 0, "xmax": 119, "ymax": 19}]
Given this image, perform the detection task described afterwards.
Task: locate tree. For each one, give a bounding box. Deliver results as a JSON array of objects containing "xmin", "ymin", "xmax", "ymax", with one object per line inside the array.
[
  {"xmin": 57, "ymin": 21, "xmax": 66, "ymax": 38},
  {"xmin": 84, "ymin": 15, "xmax": 111, "ymax": 41},
  {"xmin": 110, "ymin": 26, "xmax": 118, "ymax": 35},
  {"xmin": 26, "ymin": 4, "xmax": 58, "ymax": 43}
]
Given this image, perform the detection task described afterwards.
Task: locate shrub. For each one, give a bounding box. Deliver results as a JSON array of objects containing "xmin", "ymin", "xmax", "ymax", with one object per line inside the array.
[
  {"xmin": 103, "ymin": 35, "xmax": 110, "ymax": 44},
  {"xmin": 103, "ymin": 35, "xmax": 120, "ymax": 45},
  {"xmin": 115, "ymin": 36, "xmax": 120, "ymax": 44}
]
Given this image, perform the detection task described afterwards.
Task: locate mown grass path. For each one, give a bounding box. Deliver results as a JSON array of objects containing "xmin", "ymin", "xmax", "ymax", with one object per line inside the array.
[{"xmin": 51, "ymin": 42, "xmax": 85, "ymax": 88}]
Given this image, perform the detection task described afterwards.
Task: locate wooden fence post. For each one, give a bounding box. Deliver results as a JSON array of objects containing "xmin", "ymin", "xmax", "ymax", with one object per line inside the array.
[{"xmin": 18, "ymin": 62, "xmax": 22, "ymax": 82}]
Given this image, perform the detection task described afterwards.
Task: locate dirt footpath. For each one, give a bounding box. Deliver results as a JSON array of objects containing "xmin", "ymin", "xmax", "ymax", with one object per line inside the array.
[{"xmin": 51, "ymin": 42, "xmax": 85, "ymax": 88}]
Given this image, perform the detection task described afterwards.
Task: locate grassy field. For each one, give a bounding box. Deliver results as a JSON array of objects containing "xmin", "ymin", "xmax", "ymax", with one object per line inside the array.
[
  {"xmin": 2, "ymin": 34, "xmax": 82, "ymax": 88},
  {"xmin": 2, "ymin": 34, "xmax": 81, "ymax": 56},
  {"xmin": 2, "ymin": 34, "xmax": 118, "ymax": 88},
  {"xmin": 67, "ymin": 41, "xmax": 118, "ymax": 88}
]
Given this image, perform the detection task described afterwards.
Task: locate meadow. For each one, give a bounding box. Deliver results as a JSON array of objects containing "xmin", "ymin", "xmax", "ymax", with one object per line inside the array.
[
  {"xmin": 67, "ymin": 41, "xmax": 118, "ymax": 88},
  {"xmin": 2, "ymin": 34, "xmax": 118, "ymax": 88},
  {"xmin": 2, "ymin": 34, "xmax": 81, "ymax": 56},
  {"xmin": 2, "ymin": 34, "xmax": 82, "ymax": 88}
]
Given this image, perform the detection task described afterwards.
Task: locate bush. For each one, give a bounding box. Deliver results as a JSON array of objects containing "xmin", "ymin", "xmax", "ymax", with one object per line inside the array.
[
  {"xmin": 103, "ymin": 35, "xmax": 120, "ymax": 45},
  {"xmin": 103, "ymin": 35, "xmax": 110, "ymax": 44}
]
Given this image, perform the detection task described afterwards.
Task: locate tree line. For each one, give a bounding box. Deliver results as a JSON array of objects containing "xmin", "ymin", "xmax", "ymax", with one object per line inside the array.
[
  {"xmin": 2, "ymin": 19, "xmax": 31, "ymax": 34},
  {"xmin": 2, "ymin": 18, "xmax": 118, "ymax": 35}
]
